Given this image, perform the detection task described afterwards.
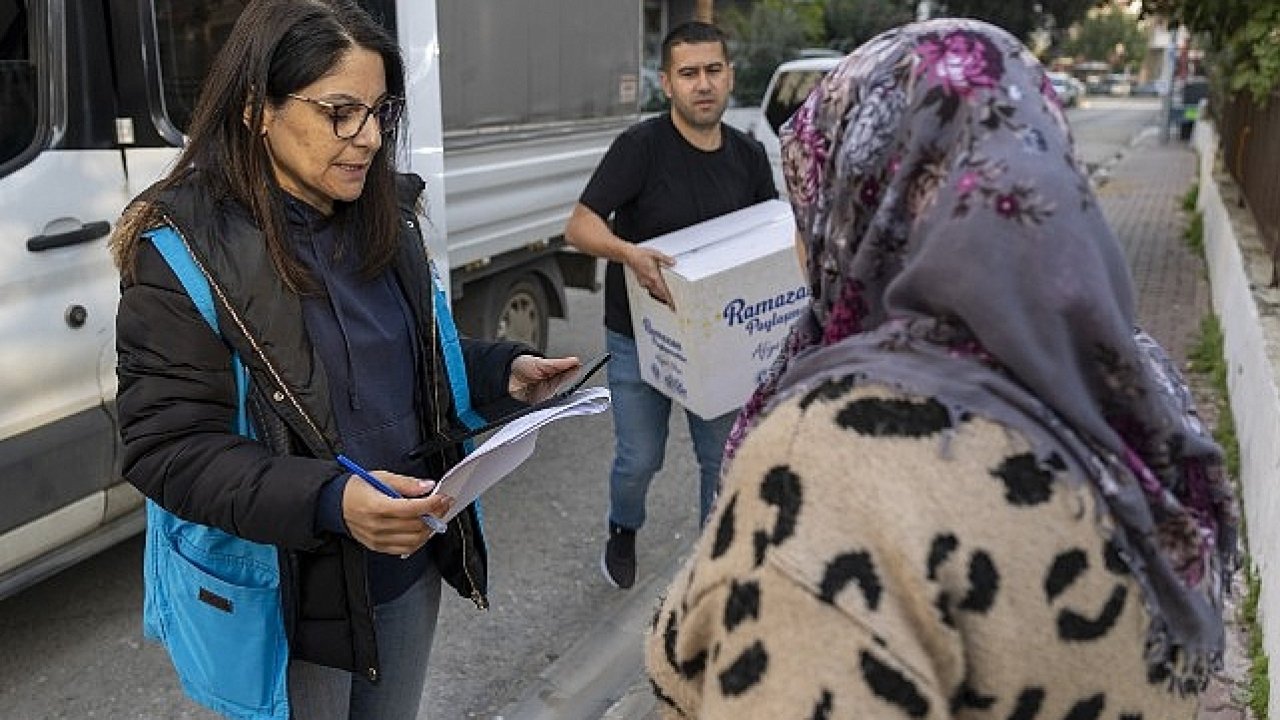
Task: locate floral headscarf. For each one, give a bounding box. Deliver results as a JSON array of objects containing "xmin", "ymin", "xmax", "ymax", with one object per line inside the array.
[{"xmin": 724, "ymin": 19, "xmax": 1235, "ymax": 691}]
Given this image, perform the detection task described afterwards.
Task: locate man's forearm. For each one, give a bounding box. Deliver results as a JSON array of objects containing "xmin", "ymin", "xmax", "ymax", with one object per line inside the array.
[{"xmin": 565, "ymin": 203, "xmax": 635, "ymax": 265}]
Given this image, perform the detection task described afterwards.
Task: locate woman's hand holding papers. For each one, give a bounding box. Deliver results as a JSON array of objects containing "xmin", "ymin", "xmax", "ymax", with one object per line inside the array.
[{"xmin": 509, "ymin": 354, "xmax": 582, "ymax": 403}]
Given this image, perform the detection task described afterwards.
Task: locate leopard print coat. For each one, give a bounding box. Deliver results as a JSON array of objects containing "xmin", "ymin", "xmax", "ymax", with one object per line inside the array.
[{"xmin": 647, "ymin": 381, "xmax": 1198, "ymax": 719}]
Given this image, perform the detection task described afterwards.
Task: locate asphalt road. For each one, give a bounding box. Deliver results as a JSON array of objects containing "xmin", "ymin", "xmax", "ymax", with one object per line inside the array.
[{"xmin": 0, "ymin": 95, "xmax": 1162, "ymax": 720}]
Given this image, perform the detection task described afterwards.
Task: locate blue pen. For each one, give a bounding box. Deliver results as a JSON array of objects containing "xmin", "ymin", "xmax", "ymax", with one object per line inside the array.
[{"xmin": 336, "ymin": 454, "xmax": 448, "ymax": 534}]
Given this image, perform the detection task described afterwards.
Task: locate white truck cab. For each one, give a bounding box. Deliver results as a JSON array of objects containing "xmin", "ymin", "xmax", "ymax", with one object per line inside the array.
[{"xmin": 0, "ymin": 0, "xmax": 638, "ymax": 599}]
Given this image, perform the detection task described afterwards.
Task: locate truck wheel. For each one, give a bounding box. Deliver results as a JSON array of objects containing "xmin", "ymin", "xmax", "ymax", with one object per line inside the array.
[
  {"xmin": 456, "ymin": 271, "xmax": 549, "ymax": 352},
  {"xmin": 495, "ymin": 273, "xmax": 548, "ymax": 351}
]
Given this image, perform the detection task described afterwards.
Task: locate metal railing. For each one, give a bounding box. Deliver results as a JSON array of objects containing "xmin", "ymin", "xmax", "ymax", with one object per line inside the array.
[{"xmin": 1217, "ymin": 90, "xmax": 1280, "ymax": 277}]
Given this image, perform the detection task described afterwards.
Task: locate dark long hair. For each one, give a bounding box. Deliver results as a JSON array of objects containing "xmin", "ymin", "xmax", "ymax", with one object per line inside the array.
[{"xmin": 113, "ymin": 0, "xmax": 406, "ymax": 291}]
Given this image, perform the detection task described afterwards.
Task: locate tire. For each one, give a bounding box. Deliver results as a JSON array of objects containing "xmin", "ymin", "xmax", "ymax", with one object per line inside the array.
[{"xmin": 455, "ymin": 271, "xmax": 549, "ymax": 352}]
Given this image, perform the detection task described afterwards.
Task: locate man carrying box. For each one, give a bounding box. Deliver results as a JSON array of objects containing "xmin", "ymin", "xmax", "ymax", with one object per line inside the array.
[{"xmin": 564, "ymin": 20, "xmax": 776, "ymax": 589}]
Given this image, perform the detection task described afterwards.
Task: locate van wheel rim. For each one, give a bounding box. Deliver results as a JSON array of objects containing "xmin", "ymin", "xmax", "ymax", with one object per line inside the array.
[{"xmin": 497, "ymin": 291, "xmax": 542, "ymax": 348}]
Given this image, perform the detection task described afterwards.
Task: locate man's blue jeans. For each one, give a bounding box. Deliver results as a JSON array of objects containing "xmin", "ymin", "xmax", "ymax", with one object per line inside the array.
[{"xmin": 606, "ymin": 330, "xmax": 737, "ymax": 530}]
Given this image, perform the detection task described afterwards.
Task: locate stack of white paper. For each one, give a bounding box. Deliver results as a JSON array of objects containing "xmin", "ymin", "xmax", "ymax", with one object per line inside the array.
[{"xmin": 432, "ymin": 386, "xmax": 612, "ymax": 521}]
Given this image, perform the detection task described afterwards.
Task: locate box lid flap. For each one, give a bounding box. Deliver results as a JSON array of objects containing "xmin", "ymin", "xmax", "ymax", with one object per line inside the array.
[{"xmin": 640, "ymin": 200, "xmax": 795, "ymax": 281}]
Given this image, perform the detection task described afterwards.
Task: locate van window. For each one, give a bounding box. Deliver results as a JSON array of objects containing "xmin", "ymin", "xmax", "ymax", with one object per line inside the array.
[
  {"xmin": 150, "ymin": 2, "xmax": 394, "ymax": 136},
  {"xmin": 153, "ymin": 2, "xmax": 244, "ymax": 134},
  {"xmin": 765, "ymin": 69, "xmax": 826, "ymax": 135},
  {"xmin": 0, "ymin": 2, "xmax": 38, "ymax": 166}
]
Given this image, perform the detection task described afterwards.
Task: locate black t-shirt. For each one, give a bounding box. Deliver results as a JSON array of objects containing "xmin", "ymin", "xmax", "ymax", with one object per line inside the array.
[{"xmin": 579, "ymin": 113, "xmax": 777, "ymax": 338}]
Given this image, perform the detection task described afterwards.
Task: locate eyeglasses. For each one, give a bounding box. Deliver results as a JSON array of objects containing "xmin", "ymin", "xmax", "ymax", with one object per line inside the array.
[{"xmin": 285, "ymin": 93, "xmax": 404, "ymax": 139}]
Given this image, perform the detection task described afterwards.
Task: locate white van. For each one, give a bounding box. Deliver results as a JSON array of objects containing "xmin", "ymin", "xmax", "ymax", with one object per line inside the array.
[
  {"xmin": 0, "ymin": 0, "xmax": 638, "ymax": 599},
  {"xmin": 745, "ymin": 56, "xmax": 841, "ymax": 197}
]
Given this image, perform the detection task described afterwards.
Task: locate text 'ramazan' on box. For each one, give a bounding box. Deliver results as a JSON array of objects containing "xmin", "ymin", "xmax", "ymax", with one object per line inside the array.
[{"xmin": 624, "ymin": 200, "xmax": 807, "ymax": 419}]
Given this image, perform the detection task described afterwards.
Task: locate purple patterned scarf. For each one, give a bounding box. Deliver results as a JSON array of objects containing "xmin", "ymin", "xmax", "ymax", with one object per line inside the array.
[{"xmin": 724, "ymin": 18, "xmax": 1235, "ymax": 691}]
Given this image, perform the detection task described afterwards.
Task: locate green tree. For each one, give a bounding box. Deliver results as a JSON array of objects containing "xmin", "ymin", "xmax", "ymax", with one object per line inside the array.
[
  {"xmin": 823, "ymin": 0, "xmax": 915, "ymax": 52},
  {"xmin": 1142, "ymin": 0, "xmax": 1280, "ymax": 102},
  {"xmin": 1221, "ymin": 3, "xmax": 1280, "ymax": 101},
  {"xmin": 723, "ymin": 0, "xmax": 824, "ymax": 105},
  {"xmin": 1064, "ymin": 7, "xmax": 1148, "ymax": 72},
  {"xmin": 1141, "ymin": 0, "xmax": 1251, "ymax": 49},
  {"xmin": 937, "ymin": 0, "xmax": 1097, "ymax": 43}
]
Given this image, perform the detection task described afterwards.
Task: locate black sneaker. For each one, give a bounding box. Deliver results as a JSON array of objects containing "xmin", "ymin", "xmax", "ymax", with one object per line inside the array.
[{"xmin": 601, "ymin": 522, "xmax": 637, "ymax": 589}]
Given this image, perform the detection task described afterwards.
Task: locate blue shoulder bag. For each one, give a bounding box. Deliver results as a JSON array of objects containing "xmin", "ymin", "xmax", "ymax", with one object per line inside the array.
[{"xmin": 141, "ymin": 228, "xmax": 289, "ymax": 720}]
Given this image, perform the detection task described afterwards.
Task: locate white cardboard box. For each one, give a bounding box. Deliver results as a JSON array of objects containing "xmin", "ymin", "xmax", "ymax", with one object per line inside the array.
[{"xmin": 624, "ymin": 199, "xmax": 807, "ymax": 419}]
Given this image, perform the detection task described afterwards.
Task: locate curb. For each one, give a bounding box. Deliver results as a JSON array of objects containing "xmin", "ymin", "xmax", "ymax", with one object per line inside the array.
[
  {"xmin": 499, "ymin": 541, "xmax": 691, "ymax": 720},
  {"xmin": 1090, "ymin": 123, "xmax": 1161, "ymax": 188}
]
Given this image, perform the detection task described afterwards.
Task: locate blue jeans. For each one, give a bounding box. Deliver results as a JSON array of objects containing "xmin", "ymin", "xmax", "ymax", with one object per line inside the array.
[
  {"xmin": 606, "ymin": 330, "xmax": 736, "ymax": 530},
  {"xmin": 287, "ymin": 558, "xmax": 442, "ymax": 719}
]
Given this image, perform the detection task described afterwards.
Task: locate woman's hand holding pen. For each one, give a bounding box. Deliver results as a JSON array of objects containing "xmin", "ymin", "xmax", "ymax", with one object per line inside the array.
[{"xmin": 341, "ymin": 471, "xmax": 453, "ymax": 555}]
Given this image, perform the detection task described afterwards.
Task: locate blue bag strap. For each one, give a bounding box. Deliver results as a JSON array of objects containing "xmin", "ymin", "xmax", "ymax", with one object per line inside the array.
[
  {"xmin": 430, "ymin": 260, "xmax": 486, "ymax": 433},
  {"xmin": 146, "ymin": 228, "xmax": 251, "ymax": 436},
  {"xmin": 429, "ymin": 261, "xmax": 487, "ymax": 526},
  {"xmin": 148, "ymin": 228, "xmax": 218, "ymax": 331}
]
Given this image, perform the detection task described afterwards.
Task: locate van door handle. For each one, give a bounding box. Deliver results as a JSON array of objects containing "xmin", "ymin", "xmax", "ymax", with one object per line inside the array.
[{"xmin": 27, "ymin": 220, "xmax": 112, "ymax": 251}]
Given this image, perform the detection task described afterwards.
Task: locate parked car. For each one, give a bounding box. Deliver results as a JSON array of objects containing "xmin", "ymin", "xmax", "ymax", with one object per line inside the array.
[
  {"xmin": 1107, "ymin": 73, "xmax": 1133, "ymax": 96},
  {"xmin": 1131, "ymin": 80, "xmax": 1164, "ymax": 97},
  {"xmin": 746, "ymin": 56, "xmax": 842, "ymax": 197},
  {"xmin": 1075, "ymin": 61, "xmax": 1111, "ymax": 95},
  {"xmin": 1048, "ymin": 71, "xmax": 1081, "ymax": 107}
]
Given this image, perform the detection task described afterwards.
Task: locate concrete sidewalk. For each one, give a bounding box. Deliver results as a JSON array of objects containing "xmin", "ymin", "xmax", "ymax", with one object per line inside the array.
[
  {"xmin": 496, "ymin": 540, "xmax": 683, "ymax": 719},
  {"xmin": 1096, "ymin": 131, "xmax": 1252, "ymax": 720},
  {"xmin": 505, "ymin": 127, "xmax": 1255, "ymax": 720}
]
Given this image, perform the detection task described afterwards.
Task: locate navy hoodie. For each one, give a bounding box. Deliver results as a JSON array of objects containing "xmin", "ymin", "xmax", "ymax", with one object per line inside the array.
[{"xmin": 288, "ymin": 195, "xmax": 431, "ymax": 604}]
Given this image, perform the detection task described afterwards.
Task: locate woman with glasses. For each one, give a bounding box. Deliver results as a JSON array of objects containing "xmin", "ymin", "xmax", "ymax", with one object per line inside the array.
[{"xmin": 111, "ymin": 1, "xmax": 578, "ymax": 718}]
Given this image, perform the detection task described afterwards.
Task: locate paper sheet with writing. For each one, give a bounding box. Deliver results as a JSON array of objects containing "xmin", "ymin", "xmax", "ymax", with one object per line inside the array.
[{"xmin": 432, "ymin": 386, "xmax": 611, "ymax": 521}]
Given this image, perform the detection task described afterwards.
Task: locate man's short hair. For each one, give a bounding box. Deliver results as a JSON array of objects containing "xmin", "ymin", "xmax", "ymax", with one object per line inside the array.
[{"xmin": 660, "ymin": 21, "xmax": 729, "ymax": 70}]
